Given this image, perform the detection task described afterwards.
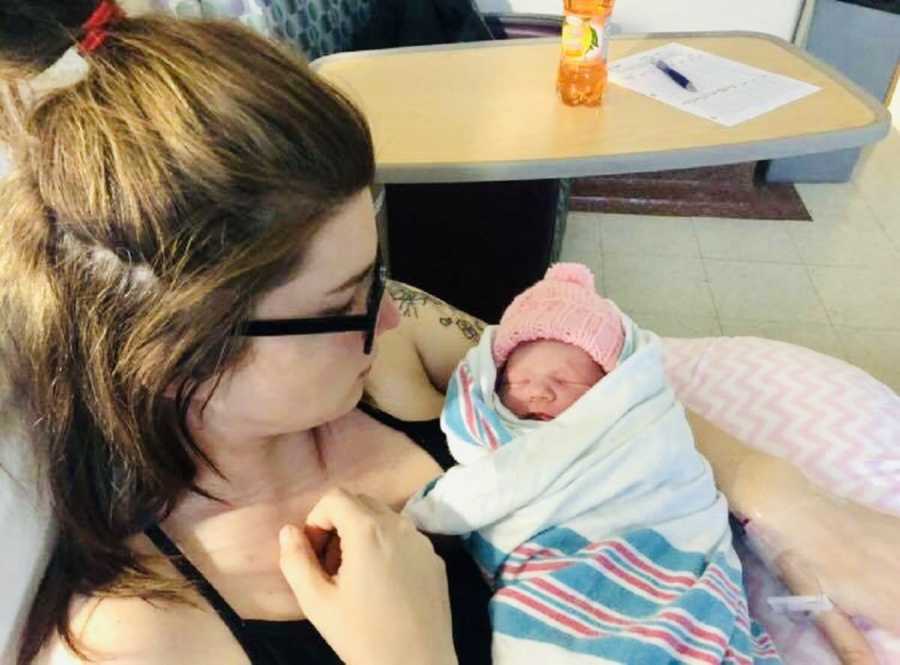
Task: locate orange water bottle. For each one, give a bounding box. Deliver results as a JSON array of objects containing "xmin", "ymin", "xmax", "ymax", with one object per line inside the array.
[{"xmin": 557, "ymin": 0, "xmax": 615, "ymax": 106}]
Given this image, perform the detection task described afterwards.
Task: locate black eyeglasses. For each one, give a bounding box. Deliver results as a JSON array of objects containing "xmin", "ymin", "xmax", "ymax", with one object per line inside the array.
[{"xmin": 235, "ymin": 252, "xmax": 387, "ymax": 355}]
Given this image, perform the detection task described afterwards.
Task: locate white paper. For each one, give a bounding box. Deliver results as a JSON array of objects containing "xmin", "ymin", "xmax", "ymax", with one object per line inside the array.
[{"xmin": 608, "ymin": 42, "xmax": 821, "ymax": 127}]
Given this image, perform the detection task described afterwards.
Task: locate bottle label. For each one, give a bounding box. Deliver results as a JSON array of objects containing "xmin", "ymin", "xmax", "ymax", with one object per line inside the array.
[{"xmin": 560, "ymin": 16, "xmax": 607, "ymax": 63}]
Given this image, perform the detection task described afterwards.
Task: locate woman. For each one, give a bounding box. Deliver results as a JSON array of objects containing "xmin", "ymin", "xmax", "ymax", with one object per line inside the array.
[{"xmin": 0, "ymin": 3, "xmax": 897, "ymax": 664}]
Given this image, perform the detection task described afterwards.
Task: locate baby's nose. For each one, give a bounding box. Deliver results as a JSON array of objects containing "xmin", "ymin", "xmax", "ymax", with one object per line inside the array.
[{"xmin": 527, "ymin": 383, "xmax": 555, "ymax": 402}]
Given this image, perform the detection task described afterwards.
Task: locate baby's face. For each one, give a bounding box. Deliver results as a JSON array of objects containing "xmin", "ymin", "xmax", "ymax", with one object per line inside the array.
[{"xmin": 497, "ymin": 340, "xmax": 606, "ymax": 421}]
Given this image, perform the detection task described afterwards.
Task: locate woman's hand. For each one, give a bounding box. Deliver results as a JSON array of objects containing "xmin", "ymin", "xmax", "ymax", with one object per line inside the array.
[
  {"xmin": 737, "ymin": 457, "xmax": 900, "ymax": 665},
  {"xmin": 278, "ymin": 488, "xmax": 458, "ymax": 665}
]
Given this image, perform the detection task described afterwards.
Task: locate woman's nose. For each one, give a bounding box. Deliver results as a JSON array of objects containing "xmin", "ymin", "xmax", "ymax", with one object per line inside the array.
[{"xmin": 375, "ymin": 293, "xmax": 400, "ymax": 336}]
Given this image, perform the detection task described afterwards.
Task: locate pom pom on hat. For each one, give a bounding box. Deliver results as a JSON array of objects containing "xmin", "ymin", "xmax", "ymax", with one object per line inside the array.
[
  {"xmin": 492, "ymin": 262, "xmax": 624, "ymax": 373},
  {"xmin": 544, "ymin": 263, "xmax": 595, "ymax": 287}
]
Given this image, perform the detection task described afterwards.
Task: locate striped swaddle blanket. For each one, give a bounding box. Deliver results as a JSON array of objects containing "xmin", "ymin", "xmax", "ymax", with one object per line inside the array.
[{"xmin": 404, "ymin": 317, "xmax": 781, "ymax": 664}]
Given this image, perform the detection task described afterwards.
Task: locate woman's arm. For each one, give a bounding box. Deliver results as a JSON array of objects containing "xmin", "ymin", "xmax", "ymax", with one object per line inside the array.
[
  {"xmin": 385, "ymin": 281, "xmax": 486, "ymax": 393},
  {"xmin": 686, "ymin": 409, "xmax": 892, "ymax": 665},
  {"xmin": 684, "ymin": 408, "xmax": 779, "ymax": 519}
]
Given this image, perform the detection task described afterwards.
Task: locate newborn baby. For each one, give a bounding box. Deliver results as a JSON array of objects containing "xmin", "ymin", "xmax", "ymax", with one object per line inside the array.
[{"xmin": 404, "ymin": 263, "xmax": 781, "ymax": 664}]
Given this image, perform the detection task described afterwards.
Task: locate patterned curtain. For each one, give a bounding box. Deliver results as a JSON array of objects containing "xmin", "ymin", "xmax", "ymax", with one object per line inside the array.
[
  {"xmin": 256, "ymin": 0, "xmax": 376, "ymax": 60},
  {"xmin": 148, "ymin": 0, "xmax": 274, "ymax": 38}
]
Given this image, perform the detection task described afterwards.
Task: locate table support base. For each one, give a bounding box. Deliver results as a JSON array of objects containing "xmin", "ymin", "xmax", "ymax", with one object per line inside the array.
[{"xmin": 384, "ymin": 179, "xmax": 567, "ymax": 324}]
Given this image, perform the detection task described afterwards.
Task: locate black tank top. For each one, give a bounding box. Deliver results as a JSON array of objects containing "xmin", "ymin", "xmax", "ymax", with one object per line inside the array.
[{"xmin": 144, "ymin": 402, "xmax": 492, "ymax": 665}]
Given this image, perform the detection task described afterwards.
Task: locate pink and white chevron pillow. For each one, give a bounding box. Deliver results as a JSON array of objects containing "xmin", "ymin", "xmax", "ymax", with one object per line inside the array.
[{"xmin": 662, "ymin": 336, "xmax": 900, "ymax": 664}]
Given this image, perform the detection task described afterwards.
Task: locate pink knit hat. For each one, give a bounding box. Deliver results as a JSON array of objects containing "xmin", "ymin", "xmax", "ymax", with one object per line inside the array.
[{"xmin": 492, "ymin": 263, "xmax": 624, "ymax": 373}]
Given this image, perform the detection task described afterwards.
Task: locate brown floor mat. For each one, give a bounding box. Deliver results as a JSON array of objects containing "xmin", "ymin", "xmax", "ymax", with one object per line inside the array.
[{"xmin": 569, "ymin": 162, "xmax": 812, "ymax": 221}]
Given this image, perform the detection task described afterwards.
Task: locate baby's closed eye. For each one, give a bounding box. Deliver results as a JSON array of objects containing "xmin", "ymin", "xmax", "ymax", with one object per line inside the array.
[{"xmin": 550, "ymin": 374, "xmax": 593, "ymax": 387}]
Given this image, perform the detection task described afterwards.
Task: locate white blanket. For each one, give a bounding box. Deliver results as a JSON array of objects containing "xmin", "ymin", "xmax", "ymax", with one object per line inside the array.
[{"xmin": 404, "ymin": 316, "xmax": 781, "ymax": 664}]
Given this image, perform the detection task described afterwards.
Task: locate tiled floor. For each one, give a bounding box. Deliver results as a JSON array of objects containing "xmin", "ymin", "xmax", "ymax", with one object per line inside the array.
[{"xmin": 560, "ymin": 91, "xmax": 900, "ymax": 394}]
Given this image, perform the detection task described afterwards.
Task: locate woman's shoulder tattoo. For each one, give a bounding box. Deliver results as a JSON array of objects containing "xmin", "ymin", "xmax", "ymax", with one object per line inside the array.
[{"xmin": 386, "ymin": 282, "xmax": 486, "ymax": 343}]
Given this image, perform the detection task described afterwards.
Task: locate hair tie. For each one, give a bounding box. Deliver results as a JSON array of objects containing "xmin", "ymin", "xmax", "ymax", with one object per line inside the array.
[{"xmin": 79, "ymin": 0, "xmax": 125, "ymax": 54}]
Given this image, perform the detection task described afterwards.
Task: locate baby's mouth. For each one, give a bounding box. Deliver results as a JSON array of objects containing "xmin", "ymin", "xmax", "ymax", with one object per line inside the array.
[{"xmin": 526, "ymin": 412, "xmax": 553, "ymax": 421}]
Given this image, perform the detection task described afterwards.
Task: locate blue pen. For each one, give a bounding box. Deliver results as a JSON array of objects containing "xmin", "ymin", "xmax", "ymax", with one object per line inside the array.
[{"xmin": 655, "ymin": 60, "xmax": 697, "ymax": 92}]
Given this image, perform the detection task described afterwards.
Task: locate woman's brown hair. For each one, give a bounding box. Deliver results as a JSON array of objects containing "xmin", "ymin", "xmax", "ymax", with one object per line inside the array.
[{"xmin": 0, "ymin": 3, "xmax": 375, "ymax": 661}]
